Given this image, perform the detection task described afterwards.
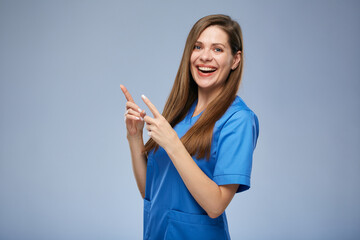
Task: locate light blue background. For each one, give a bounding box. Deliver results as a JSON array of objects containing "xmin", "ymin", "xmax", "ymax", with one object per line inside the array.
[{"xmin": 1, "ymin": 0, "xmax": 359, "ymax": 239}]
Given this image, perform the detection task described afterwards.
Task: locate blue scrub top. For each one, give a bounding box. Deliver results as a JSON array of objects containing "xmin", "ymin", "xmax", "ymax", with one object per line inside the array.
[{"xmin": 143, "ymin": 96, "xmax": 259, "ymax": 240}]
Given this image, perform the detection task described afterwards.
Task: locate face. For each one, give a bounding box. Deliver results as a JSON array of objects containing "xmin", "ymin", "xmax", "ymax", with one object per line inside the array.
[{"xmin": 190, "ymin": 25, "xmax": 240, "ymax": 95}]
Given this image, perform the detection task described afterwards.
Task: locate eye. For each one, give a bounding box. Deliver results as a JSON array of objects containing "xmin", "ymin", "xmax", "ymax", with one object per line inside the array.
[
  {"xmin": 214, "ymin": 47, "xmax": 223, "ymax": 52},
  {"xmin": 194, "ymin": 45, "xmax": 201, "ymax": 50}
]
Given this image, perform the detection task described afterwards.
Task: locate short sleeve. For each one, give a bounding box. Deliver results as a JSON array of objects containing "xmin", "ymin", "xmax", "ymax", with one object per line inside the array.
[{"xmin": 212, "ymin": 110, "xmax": 259, "ymax": 193}]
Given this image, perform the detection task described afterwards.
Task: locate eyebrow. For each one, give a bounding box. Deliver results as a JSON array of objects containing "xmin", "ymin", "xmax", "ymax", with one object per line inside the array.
[{"xmin": 195, "ymin": 41, "xmax": 226, "ymax": 48}]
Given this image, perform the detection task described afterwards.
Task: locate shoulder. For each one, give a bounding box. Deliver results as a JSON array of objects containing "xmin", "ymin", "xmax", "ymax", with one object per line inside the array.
[
  {"xmin": 212, "ymin": 96, "xmax": 260, "ymax": 157},
  {"xmin": 216, "ymin": 96, "xmax": 259, "ymax": 128}
]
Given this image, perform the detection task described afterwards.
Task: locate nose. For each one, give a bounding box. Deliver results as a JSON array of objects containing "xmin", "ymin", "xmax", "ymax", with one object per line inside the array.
[{"xmin": 199, "ymin": 48, "xmax": 212, "ymax": 62}]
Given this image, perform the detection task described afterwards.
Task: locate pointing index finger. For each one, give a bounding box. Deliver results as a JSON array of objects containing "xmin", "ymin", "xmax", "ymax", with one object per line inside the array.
[
  {"xmin": 120, "ymin": 84, "xmax": 135, "ymax": 103},
  {"xmin": 141, "ymin": 94, "xmax": 160, "ymax": 117}
]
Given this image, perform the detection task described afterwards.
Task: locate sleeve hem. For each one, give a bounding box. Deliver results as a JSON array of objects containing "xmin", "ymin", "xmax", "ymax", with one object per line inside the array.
[{"xmin": 213, "ymin": 174, "xmax": 251, "ymax": 193}]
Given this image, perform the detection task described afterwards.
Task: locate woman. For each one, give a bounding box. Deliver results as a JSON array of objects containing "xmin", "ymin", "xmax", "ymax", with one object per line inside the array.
[{"xmin": 121, "ymin": 14, "xmax": 259, "ymax": 240}]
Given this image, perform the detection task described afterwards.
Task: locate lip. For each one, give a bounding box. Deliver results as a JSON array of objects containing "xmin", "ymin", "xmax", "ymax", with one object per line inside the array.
[
  {"xmin": 196, "ymin": 68, "xmax": 215, "ymax": 77},
  {"xmin": 196, "ymin": 64, "xmax": 217, "ymax": 69},
  {"xmin": 195, "ymin": 64, "xmax": 217, "ymax": 77}
]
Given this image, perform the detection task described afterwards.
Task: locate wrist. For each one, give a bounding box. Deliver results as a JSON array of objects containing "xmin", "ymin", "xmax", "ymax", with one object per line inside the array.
[
  {"xmin": 164, "ymin": 134, "xmax": 182, "ymax": 157},
  {"xmin": 127, "ymin": 132, "xmax": 143, "ymax": 141}
]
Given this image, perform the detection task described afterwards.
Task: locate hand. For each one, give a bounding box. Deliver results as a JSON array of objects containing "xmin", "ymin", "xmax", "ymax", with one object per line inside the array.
[
  {"xmin": 120, "ymin": 85, "xmax": 146, "ymax": 138},
  {"xmin": 141, "ymin": 94, "xmax": 179, "ymax": 150}
]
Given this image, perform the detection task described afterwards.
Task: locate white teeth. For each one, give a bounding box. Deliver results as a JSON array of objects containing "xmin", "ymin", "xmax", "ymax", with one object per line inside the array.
[{"xmin": 198, "ymin": 66, "xmax": 216, "ymax": 71}]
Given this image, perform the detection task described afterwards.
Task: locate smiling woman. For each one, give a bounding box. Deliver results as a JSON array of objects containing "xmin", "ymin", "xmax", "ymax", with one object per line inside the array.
[
  {"xmin": 190, "ymin": 25, "xmax": 241, "ymax": 106},
  {"xmin": 121, "ymin": 14, "xmax": 259, "ymax": 240}
]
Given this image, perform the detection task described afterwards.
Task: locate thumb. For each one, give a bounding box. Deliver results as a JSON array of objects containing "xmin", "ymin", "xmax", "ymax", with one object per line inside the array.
[{"xmin": 140, "ymin": 110, "xmax": 146, "ymax": 118}]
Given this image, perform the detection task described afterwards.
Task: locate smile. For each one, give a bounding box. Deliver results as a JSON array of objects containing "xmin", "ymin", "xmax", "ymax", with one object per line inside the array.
[{"xmin": 196, "ymin": 65, "xmax": 217, "ymax": 77}]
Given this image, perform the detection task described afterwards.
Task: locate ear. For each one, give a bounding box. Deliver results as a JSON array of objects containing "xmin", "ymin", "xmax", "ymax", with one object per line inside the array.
[{"xmin": 231, "ymin": 51, "xmax": 241, "ymax": 70}]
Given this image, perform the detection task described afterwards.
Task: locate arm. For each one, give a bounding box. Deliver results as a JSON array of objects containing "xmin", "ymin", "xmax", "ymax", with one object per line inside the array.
[
  {"xmin": 120, "ymin": 85, "xmax": 147, "ymax": 199},
  {"xmin": 127, "ymin": 135, "xmax": 147, "ymax": 199},
  {"xmin": 141, "ymin": 95, "xmax": 238, "ymax": 218},
  {"xmin": 166, "ymin": 140, "xmax": 239, "ymax": 218}
]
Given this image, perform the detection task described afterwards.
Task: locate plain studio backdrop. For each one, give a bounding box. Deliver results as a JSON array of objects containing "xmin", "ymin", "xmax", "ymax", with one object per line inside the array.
[{"xmin": 0, "ymin": 0, "xmax": 359, "ymax": 239}]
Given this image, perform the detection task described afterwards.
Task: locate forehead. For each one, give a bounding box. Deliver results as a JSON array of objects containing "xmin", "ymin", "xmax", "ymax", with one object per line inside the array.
[{"xmin": 196, "ymin": 25, "xmax": 229, "ymax": 44}]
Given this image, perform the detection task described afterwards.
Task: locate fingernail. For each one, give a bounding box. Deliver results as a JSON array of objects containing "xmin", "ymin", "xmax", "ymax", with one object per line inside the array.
[
  {"xmin": 140, "ymin": 117, "xmax": 144, "ymax": 121},
  {"xmin": 141, "ymin": 94, "xmax": 147, "ymax": 100},
  {"xmin": 138, "ymin": 108, "xmax": 142, "ymax": 113},
  {"xmin": 136, "ymin": 117, "xmax": 140, "ymax": 120}
]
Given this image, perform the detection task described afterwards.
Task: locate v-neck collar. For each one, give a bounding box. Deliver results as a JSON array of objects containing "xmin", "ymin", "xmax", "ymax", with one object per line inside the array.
[{"xmin": 185, "ymin": 99, "xmax": 203, "ymax": 124}]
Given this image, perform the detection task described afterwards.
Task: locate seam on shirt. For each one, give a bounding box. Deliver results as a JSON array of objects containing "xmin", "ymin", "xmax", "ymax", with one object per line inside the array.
[
  {"xmin": 213, "ymin": 173, "xmax": 250, "ymax": 178},
  {"xmin": 168, "ymin": 218, "xmax": 221, "ymax": 226}
]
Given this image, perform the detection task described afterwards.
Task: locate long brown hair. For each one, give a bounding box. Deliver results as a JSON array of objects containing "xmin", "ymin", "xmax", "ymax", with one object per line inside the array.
[{"xmin": 144, "ymin": 14, "xmax": 244, "ymax": 160}]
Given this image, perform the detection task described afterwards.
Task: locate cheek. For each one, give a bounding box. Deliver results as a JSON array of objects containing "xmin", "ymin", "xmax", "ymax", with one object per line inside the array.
[
  {"xmin": 189, "ymin": 53, "xmax": 198, "ymax": 74},
  {"xmin": 219, "ymin": 56, "xmax": 233, "ymax": 70},
  {"xmin": 190, "ymin": 52, "xmax": 197, "ymax": 65},
  {"xmin": 189, "ymin": 56, "xmax": 196, "ymax": 78}
]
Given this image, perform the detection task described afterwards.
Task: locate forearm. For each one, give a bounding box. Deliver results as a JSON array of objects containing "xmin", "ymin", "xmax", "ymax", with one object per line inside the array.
[
  {"xmin": 165, "ymin": 139, "xmax": 225, "ymax": 218},
  {"xmin": 127, "ymin": 134, "xmax": 147, "ymax": 199}
]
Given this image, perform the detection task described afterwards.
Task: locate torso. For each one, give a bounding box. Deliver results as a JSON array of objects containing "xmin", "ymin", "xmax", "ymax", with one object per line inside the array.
[{"xmin": 143, "ymin": 95, "xmax": 258, "ymax": 240}]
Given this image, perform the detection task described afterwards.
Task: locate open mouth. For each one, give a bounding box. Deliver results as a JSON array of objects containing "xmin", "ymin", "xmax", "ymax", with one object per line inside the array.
[
  {"xmin": 196, "ymin": 66, "xmax": 217, "ymax": 76},
  {"xmin": 198, "ymin": 66, "xmax": 217, "ymax": 73}
]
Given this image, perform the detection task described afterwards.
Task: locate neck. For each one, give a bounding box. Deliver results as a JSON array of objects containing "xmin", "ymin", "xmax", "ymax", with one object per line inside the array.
[{"xmin": 194, "ymin": 86, "xmax": 223, "ymax": 115}]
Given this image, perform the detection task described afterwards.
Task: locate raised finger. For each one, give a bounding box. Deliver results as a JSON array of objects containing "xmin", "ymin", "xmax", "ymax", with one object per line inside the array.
[
  {"xmin": 141, "ymin": 95, "xmax": 160, "ymax": 117},
  {"xmin": 120, "ymin": 85, "xmax": 135, "ymax": 103}
]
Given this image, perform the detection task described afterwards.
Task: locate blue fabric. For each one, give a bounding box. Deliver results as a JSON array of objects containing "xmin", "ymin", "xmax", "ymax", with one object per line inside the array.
[{"xmin": 143, "ymin": 96, "xmax": 259, "ymax": 240}]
